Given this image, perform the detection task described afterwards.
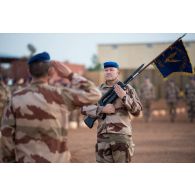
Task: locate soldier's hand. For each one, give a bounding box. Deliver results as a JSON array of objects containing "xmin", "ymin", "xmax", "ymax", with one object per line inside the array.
[
  {"xmin": 102, "ymin": 104, "xmax": 115, "ymax": 114},
  {"xmin": 114, "ymin": 84, "xmax": 126, "ymax": 99},
  {"xmin": 51, "ymin": 60, "xmax": 72, "ymax": 78}
]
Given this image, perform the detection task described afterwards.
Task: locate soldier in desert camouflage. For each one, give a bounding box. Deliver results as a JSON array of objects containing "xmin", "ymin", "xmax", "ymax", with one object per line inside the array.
[
  {"xmin": 81, "ymin": 61, "xmax": 142, "ymax": 163},
  {"xmin": 140, "ymin": 77, "xmax": 155, "ymax": 122},
  {"xmin": 0, "ymin": 77, "xmax": 10, "ymax": 122},
  {"xmin": 184, "ymin": 76, "xmax": 195, "ymax": 122},
  {"xmin": 0, "ymin": 52, "xmax": 101, "ymax": 163},
  {"xmin": 165, "ymin": 80, "xmax": 179, "ymax": 122}
]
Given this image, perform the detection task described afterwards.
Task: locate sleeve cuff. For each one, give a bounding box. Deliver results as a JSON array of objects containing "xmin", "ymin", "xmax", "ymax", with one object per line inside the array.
[{"xmin": 96, "ymin": 106, "xmax": 104, "ymax": 116}]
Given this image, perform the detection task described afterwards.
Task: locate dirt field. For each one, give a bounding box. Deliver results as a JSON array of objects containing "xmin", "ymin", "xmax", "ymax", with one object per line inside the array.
[{"xmin": 68, "ymin": 109, "xmax": 195, "ymax": 163}]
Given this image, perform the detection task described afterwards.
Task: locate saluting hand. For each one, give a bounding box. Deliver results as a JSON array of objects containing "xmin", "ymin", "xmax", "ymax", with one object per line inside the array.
[
  {"xmin": 51, "ymin": 60, "xmax": 72, "ymax": 78},
  {"xmin": 114, "ymin": 84, "xmax": 126, "ymax": 99}
]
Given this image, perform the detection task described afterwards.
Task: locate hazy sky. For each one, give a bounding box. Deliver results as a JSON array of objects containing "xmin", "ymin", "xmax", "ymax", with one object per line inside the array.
[{"xmin": 0, "ymin": 33, "xmax": 195, "ymax": 67}]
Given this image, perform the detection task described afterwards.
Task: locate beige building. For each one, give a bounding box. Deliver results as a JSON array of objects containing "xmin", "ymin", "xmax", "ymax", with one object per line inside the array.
[{"xmin": 98, "ymin": 41, "xmax": 195, "ymax": 69}]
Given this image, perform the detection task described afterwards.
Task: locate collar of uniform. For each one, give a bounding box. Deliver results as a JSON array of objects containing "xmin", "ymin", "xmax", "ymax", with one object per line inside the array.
[{"xmin": 101, "ymin": 80, "xmax": 119, "ymax": 88}]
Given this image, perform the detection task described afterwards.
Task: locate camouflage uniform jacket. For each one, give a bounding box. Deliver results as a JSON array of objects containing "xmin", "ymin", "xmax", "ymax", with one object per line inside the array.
[
  {"xmin": 0, "ymin": 84, "xmax": 10, "ymax": 118},
  {"xmin": 11, "ymin": 84, "xmax": 26, "ymax": 95},
  {"xmin": 140, "ymin": 82, "xmax": 155, "ymax": 101},
  {"xmin": 185, "ymin": 83, "xmax": 195, "ymax": 103},
  {"xmin": 165, "ymin": 85, "xmax": 179, "ymax": 103},
  {"xmin": 0, "ymin": 73, "xmax": 101, "ymax": 163},
  {"xmin": 82, "ymin": 82, "xmax": 142, "ymax": 137}
]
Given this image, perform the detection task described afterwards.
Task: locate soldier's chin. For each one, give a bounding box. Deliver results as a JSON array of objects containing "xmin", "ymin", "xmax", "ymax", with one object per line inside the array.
[{"xmin": 106, "ymin": 78, "xmax": 115, "ymax": 82}]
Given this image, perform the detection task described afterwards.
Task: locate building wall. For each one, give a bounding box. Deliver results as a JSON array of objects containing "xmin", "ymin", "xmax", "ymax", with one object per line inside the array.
[
  {"xmin": 64, "ymin": 62, "xmax": 85, "ymax": 75},
  {"xmin": 84, "ymin": 71, "xmax": 105, "ymax": 86},
  {"xmin": 0, "ymin": 59, "xmax": 85, "ymax": 83},
  {"xmin": 0, "ymin": 58, "xmax": 29, "ymax": 82}
]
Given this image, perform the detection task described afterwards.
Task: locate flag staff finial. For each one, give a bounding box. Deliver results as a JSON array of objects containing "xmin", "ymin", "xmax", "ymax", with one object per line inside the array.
[{"xmin": 179, "ymin": 33, "xmax": 187, "ymax": 40}]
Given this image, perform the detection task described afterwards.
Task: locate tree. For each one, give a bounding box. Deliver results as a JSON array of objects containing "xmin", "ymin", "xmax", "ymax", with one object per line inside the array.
[{"xmin": 88, "ymin": 54, "xmax": 102, "ymax": 71}]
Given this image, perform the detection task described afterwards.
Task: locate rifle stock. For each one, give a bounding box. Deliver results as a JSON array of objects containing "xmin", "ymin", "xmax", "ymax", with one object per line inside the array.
[{"xmin": 84, "ymin": 63, "xmax": 145, "ymax": 128}]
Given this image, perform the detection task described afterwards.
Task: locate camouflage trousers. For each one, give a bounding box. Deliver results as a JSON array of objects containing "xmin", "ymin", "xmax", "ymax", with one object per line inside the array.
[
  {"xmin": 186, "ymin": 101, "xmax": 195, "ymax": 122},
  {"xmin": 142, "ymin": 100, "xmax": 152, "ymax": 122},
  {"xmin": 167, "ymin": 102, "xmax": 177, "ymax": 122},
  {"xmin": 96, "ymin": 134, "xmax": 135, "ymax": 163}
]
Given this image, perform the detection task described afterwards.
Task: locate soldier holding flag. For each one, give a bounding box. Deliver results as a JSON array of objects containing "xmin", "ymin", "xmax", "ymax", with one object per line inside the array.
[
  {"xmin": 82, "ymin": 34, "xmax": 193, "ymax": 162},
  {"xmin": 82, "ymin": 61, "xmax": 142, "ymax": 163}
]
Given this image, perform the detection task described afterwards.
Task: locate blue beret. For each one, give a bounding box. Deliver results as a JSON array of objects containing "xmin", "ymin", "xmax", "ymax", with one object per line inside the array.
[
  {"xmin": 28, "ymin": 52, "xmax": 50, "ymax": 65},
  {"xmin": 103, "ymin": 61, "xmax": 119, "ymax": 69}
]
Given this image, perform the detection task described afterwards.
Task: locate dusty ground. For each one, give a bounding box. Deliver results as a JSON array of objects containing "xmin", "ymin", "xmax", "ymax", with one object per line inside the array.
[{"xmin": 68, "ymin": 101, "xmax": 195, "ymax": 163}]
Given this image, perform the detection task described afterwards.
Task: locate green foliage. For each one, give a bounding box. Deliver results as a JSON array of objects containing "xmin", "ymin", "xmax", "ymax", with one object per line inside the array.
[{"xmin": 88, "ymin": 54, "xmax": 102, "ymax": 71}]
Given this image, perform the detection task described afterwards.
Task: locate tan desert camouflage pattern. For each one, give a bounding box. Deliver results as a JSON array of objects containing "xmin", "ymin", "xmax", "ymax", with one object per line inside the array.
[
  {"xmin": 95, "ymin": 134, "xmax": 135, "ymax": 163},
  {"xmin": 0, "ymin": 73, "xmax": 101, "ymax": 163},
  {"xmin": 165, "ymin": 83, "xmax": 179, "ymax": 122},
  {"xmin": 11, "ymin": 84, "xmax": 26, "ymax": 95},
  {"xmin": 82, "ymin": 82, "xmax": 142, "ymax": 162},
  {"xmin": 165, "ymin": 83, "xmax": 179, "ymax": 104},
  {"xmin": 0, "ymin": 83, "xmax": 10, "ymax": 121},
  {"xmin": 140, "ymin": 81, "xmax": 155, "ymax": 122},
  {"xmin": 185, "ymin": 82, "xmax": 195, "ymax": 122},
  {"xmin": 140, "ymin": 82, "xmax": 155, "ymax": 100}
]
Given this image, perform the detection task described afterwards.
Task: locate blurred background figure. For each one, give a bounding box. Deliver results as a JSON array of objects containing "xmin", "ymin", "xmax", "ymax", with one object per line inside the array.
[
  {"xmin": 0, "ymin": 77, "xmax": 10, "ymax": 121},
  {"xmin": 140, "ymin": 77, "xmax": 155, "ymax": 122},
  {"xmin": 11, "ymin": 78, "xmax": 25, "ymax": 94},
  {"xmin": 185, "ymin": 76, "xmax": 195, "ymax": 122},
  {"xmin": 165, "ymin": 80, "xmax": 179, "ymax": 122}
]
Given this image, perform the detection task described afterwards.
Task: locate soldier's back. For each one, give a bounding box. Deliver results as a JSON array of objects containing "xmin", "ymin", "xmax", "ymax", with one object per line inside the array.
[{"xmin": 7, "ymin": 82, "xmax": 72, "ymax": 162}]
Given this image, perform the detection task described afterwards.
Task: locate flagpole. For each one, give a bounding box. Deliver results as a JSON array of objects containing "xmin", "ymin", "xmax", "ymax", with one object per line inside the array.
[{"xmin": 140, "ymin": 33, "xmax": 187, "ymax": 72}]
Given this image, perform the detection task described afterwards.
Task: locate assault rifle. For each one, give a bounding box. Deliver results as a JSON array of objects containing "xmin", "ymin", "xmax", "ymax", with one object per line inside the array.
[{"xmin": 84, "ymin": 63, "xmax": 145, "ymax": 128}]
